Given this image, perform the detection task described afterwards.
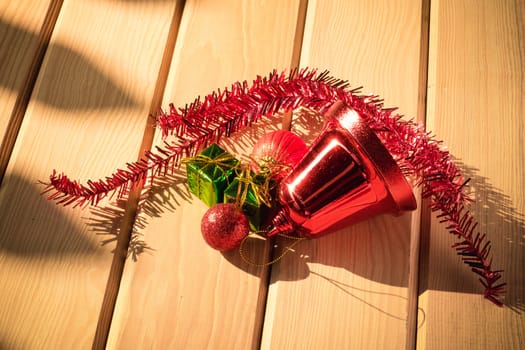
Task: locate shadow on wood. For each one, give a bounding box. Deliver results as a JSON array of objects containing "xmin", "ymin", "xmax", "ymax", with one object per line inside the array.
[
  {"xmin": 0, "ymin": 173, "xmax": 102, "ymax": 256},
  {"xmin": 419, "ymin": 161, "xmax": 525, "ymax": 312},
  {"xmin": 0, "ymin": 19, "xmax": 138, "ymax": 111},
  {"xmin": 78, "ymin": 107, "xmax": 524, "ymax": 312}
]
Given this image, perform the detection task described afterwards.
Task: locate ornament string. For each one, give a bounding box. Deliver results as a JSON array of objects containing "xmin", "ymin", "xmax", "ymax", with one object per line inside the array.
[
  {"xmin": 182, "ymin": 152, "xmax": 239, "ymax": 199},
  {"xmin": 239, "ymin": 232, "xmax": 306, "ymax": 267},
  {"xmin": 182, "ymin": 152, "xmax": 239, "ymax": 171},
  {"xmin": 232, "ymin": 165, "xmax": 273, "ymax": 209},
  {"xmin": 251, "ymin": 155, "xmax": 293, "ymax": 180}
]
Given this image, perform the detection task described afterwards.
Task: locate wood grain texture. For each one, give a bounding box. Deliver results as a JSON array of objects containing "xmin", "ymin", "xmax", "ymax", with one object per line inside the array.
[
  {"xmin": 418, "ymin": 0, "xmax": 525, "ymax": 348},
  {"xmin": 0, "ymin": 1, "xmax": 177, "ymax": 348},
  {"xmin": 106, "ymin": 0, "xmax": 304, "ymax": 348},
  {"xmin": 92, "ymin": 3, "xmax": 186, "ymax": 348},
  {"xmin": 0, "ymin": 0, "xmax": 50, "ymax": 137},
  {"xmin": 261, "ymin": 1, "xmax": 425, "ymax": 349},
  {"xmin": 0, "ymin": 0, "xmax": 55, "ymax": 180},
  {"xmin": 2, "ymin": 1, "xmax": 523, "ymax": 349}
]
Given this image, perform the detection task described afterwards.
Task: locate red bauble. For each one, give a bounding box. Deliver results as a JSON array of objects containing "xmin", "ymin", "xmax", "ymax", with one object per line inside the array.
[
  {"xmin": 201, "ymin": 203, "xmax": 250, "ymax": 251},
  {"xmin": 251, "ymin": 130, "xmax": 308, "ymax": 179}
]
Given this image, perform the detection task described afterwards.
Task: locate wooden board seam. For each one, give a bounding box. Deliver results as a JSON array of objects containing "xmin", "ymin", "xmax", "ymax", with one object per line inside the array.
[
  {"xmin": 0, "ymin": 0, "xmax": 63, "ymax": 185},
  {"xmin": 407, "ymin": 0, "xmax": 431, "ymax": 349},
  {"xmin": 255, "ymin": 2, "xmax": 309, "ymax": 348},
  {"xmin": 91, "ymin": 2, "xmax": 186, "ymax": 348}
]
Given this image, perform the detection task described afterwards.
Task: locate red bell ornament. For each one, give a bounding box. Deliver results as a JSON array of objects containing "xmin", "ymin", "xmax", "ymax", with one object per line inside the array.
[{"xmin": 268, "ymin": 101, "xmax": 417, "ymax": 238}]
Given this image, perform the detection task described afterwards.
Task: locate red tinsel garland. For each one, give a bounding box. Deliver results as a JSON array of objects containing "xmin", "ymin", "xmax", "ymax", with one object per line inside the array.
[{"xmin": 41, "ymin": 68, "xmax": 505, "ymax": 305}]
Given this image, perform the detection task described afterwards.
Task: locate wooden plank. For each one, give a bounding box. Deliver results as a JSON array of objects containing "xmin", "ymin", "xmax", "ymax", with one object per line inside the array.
[
  {"xmin": 0, "ymin": 0, "xmax": 51, "ymax": 139},
  {"xmin": 0, "ymin": 0, "xmax": 55, "ymax": 180},
  {"xmin": 261, "ymin": 1, "xmax": 426, "ymax": 349},
  {"xmin": 0, "ymin": 1, "xmax": 178, "ymax": 348},
  {"xmin": 418, "ymin": 0, "xmax": 525, "ymax": 348},
  {"xmin": 91, "ymin": 3, "xmax": 186, "ymax": 348},
  {"xmin": 106, "ymin": 1, "xmax": 304, "ymax": 349}
]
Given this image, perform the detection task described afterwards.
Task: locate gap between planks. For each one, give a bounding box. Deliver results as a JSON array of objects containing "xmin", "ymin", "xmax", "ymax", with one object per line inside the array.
[
  {"xmin": 0, "ymin": 0, "xmax": 63, "ymax": 185},
  {"xmin": 90, "ymin": 0, "xmax": 321, "ymax": 348},
  {"xmin": 91, "ymin": 0, "xmax": 310, "ymax": 348},
  {"xmin": 406, "ymin": 0, "xmax": 431, "ymax": 349},
  {"xmin": 255, "ymin": 1, "xmax": 310, "ymax": 349},
  {"xmin": 91, "ymin": 1, "xmax": 186, "ymax": 349}
]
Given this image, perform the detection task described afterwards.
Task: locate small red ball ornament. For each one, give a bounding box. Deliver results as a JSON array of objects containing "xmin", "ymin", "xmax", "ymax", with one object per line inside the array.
[{"xmin": 200, "ymin": 203, "xmax": 250, "ymax": 251}]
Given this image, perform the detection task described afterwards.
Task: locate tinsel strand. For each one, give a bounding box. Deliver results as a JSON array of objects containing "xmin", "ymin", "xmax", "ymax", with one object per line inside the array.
[{"xmin": 41, "ymin": 68, "xmax": 505, "ymax": 305}]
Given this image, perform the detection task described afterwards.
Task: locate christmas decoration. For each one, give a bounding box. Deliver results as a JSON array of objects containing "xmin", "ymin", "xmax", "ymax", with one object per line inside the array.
[
  {"xmin": 41, "ymin": 68, "xmax": 505, "ymax": 305},
  {"xmin": 268, "ymin": 101, "xmax": 417, "ymax": 238},
  {"xmin": 201, "ymin": 203, "xmax": 250, "ymax": 251},
  {"xmin": 184, "ymin": 143, "xmax": 239, "ymax": 207},
  {"xmin": 223, "ymin": 172, "xmax": 273, "ymax": 231},
  {"xmin": 251, "ymin": 130, "xmax": 308, "ymax": 180}
]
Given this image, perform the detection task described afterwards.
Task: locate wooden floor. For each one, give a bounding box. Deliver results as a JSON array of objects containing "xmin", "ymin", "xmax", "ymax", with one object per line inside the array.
[{"xmin": 1, "ymin": 0, "xmax": 524, "ymax": 349}]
